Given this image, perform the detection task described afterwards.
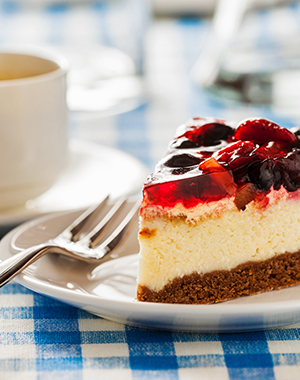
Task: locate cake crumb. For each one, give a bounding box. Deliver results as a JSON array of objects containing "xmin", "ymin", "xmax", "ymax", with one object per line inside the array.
[{"xmin": 139, "ymin": 227, "xmax": 156, "ymax": 238}]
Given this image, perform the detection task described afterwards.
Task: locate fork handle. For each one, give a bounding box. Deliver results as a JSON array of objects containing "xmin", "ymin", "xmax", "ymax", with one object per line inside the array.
[{"xmin": 0, "ymin": 244, "xmax": 52, "ymax": 287}]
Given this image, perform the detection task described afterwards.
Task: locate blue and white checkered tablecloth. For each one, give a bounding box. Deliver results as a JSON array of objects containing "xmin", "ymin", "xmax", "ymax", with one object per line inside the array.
[{"xmin": 1, "ymin": 1, "xmax": 300, "ymax": 379}]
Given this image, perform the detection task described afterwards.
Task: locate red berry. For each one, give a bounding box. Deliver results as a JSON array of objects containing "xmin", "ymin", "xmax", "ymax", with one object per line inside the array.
[
  {"xmin": 254, "ymin": 141, "xmax": 291, "ymax": 159},
  {"xmin": 215, "ymin": 140, "xmax": 256, "ymax": 161},
  {"xmin": 213, "ymin": 141, "xmax": 257, "ymax": 171},
  {"xmin": 234, "ymin": 118, "xmax": 298, "ymax": 146}
]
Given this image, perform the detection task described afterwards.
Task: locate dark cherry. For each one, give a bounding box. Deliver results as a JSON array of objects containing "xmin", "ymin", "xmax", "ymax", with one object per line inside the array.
[
  {"xmin": 271, "ymin": 164, "xmax": 282, "ymax": 191},
  {"xmin": 247, "ymin": 159, "xmax": 281, "ymax": 192},
  {"xmin": 276, "ymin": 152, "xmax": 300, "ymax": 192},
  {"xmin": 171, "ymin": 138, "xmax": 200, "ymax": 149},
  {"xmin": 164, "ymin": 153, "xmax": 202, "ymax": 168},
  {"xmin": 178, "ymin": 122, "xmax": 234, "ymax": 147},
  {"xmin": 200, "ymin": 123, "xmax": 234, "ymax": 146}
]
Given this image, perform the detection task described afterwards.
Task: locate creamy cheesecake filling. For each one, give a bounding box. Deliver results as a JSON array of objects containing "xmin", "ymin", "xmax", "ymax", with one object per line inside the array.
[{"xmin": 138, "ymin": 193, "xmax": 300, "ymax": 292}]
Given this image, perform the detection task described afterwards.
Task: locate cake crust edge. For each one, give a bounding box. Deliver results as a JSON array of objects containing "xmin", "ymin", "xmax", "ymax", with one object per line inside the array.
[{"xmin": 136, "ymin": 250, "xmax": 300, "ymax": 304}]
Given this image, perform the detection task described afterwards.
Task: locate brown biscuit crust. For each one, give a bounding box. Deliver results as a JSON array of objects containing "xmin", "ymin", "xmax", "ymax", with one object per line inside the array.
[{"xmin": 137, "ymin": 250, "xmax": 300, "ymax": 304}]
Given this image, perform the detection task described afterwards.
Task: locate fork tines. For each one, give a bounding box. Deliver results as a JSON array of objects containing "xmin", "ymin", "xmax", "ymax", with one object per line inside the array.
[{"xmin": 60, "ymin": 195, "xmax": 140, "ymax": 260}]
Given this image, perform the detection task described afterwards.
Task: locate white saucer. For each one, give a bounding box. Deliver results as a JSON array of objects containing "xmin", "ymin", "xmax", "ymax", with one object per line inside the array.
[
  {"xmin": 0, "ymin": 140, "xmax": 148, "ymax": 227},
  {"xmin": 2, "ymin": 205, "xmax": 300, "ymax": 333}
]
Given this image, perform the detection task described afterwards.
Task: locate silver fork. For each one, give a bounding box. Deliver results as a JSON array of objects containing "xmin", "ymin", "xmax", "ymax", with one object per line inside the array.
[{"xmin": 0, "ymin": 195, "xmax": 140, "ymax": 287}]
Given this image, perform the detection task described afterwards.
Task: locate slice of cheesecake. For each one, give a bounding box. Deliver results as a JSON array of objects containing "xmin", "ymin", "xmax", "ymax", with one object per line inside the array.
[{"xmin": 137, "ymin": 117, "xmax": 300, "ymax": 304}]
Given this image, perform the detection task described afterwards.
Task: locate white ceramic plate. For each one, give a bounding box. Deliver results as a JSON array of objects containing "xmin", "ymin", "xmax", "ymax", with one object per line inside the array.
[
  {"xmin": 0, "ymin": 140, "xmax": 148, "ymax": 227},
  {"xmin": 2, "ymin": 205, "xmax": 300, "ymax": 333}
]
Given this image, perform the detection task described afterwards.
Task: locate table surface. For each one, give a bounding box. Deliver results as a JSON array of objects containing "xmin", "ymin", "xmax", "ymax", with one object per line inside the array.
[{"xmin": 1, "ymin": 2, "xmax": 300, "ymax": 379}]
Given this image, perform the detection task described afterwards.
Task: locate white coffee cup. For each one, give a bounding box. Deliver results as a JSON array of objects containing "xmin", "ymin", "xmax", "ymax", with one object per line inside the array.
[{"xmin": 0, "ymin": 48, "xmax": 69, "ymax": 210}]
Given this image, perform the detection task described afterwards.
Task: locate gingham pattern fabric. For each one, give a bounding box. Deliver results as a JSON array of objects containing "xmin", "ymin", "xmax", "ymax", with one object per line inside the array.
[
  {"xmin": 1, "ymin": 2, "xmax": 300, "ymax": 379},
  {"xmin": 2, "ymin": 282, "xmax": 300, "ymax": 380}
]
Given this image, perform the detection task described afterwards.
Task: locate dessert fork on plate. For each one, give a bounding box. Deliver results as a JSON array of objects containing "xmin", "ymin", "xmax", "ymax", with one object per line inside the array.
[{"xmin": 0, "ymin": 196, "xmax": 140, "ymax": 287}]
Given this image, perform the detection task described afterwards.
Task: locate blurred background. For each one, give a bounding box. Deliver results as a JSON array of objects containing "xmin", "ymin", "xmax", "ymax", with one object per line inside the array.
[{"xmin": 1, "ymin": 0, "xmax": 300, "ymax": 170}]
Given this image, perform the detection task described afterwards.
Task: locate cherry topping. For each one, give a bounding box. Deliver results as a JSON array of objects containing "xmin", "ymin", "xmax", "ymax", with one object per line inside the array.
[
  {"xmin": 178, "ymin": 122, "xmax": 234, "ymax": 147},
  {"xmin": 164, "ymin": 153, "xmax": 201, "ymax": 168},
  {"xmin": 214, "ymin": 141, "xmax": 257, "ymax": 171},
  {"xmin": 254, "ymin": 141, "xmax": 291, "ymax": 159},
  {"xmin": 276, "ymin": 152, "xmax": 300, "ymax": 192},
  {"xmin": 247, "ymin": 159, "xmax": 281, "ymax": 192},
  {"xmin": 234, "ymin": 118, "xmax": 298, "ymax": 146},
  {"xmin": 142, "ymin": 117, "xmax": 300, "ymax": 210}
]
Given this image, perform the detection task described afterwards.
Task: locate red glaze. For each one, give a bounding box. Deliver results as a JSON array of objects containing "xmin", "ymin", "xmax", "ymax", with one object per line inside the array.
[{"xmin": 142, "ymin": 117, "xmax": 300, "ymax": 210}]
